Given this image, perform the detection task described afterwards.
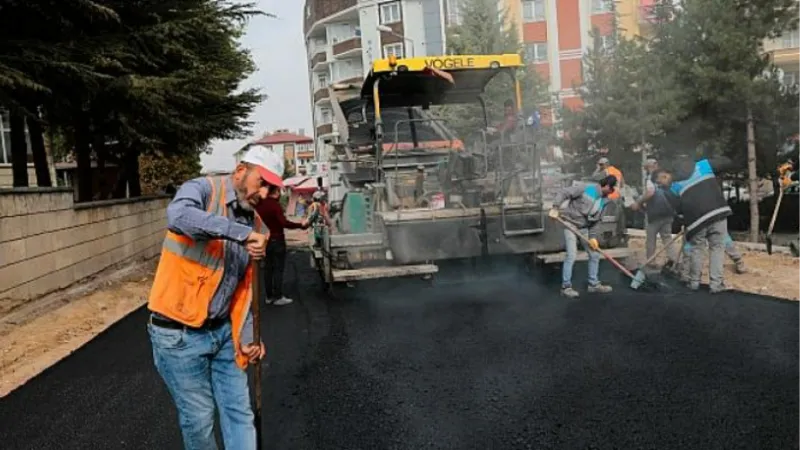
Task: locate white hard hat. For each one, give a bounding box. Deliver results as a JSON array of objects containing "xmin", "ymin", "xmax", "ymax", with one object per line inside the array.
[
  {"xmin": 597, "ymin": 157, "xmax": 610, "ymax": 165},
  {"xmin": 241, "ymin": 145, "xmax": 284, "ymax": 188}
]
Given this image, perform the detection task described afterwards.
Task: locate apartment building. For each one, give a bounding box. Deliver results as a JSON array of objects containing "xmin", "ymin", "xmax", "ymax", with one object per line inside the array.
[
  {"xmin": 764, "ymin": 28, "xmax": 800, "ymax": 90},
  {"xmin": 304, "ymin": 0, "xmax": 450, "ymax": 161},
  {"xmin": 503, "ymin": 0, "xmax": 642, "ymax": 117}
]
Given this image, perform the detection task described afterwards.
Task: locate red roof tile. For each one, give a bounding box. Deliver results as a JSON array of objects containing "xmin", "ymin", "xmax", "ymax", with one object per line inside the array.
[{"xmin": 252, "ymin": 132, "xmax": 313, "ymax": 145}]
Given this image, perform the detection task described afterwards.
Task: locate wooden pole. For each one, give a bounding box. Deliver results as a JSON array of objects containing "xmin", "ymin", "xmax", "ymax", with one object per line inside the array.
[{"xmin": 250, "ymin": 259, "xmax": 263, "ymax": 448}]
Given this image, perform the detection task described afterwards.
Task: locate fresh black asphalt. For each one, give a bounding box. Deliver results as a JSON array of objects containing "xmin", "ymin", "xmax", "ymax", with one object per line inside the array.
[{"xmin": 0, "ymin": 252, "xmax": 797, "ymax": 450}]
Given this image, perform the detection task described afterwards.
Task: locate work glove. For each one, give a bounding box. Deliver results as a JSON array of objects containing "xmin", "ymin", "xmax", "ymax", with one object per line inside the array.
[
  {"xmin": 588, "ymin": 238, "xmax": 600, "ymax": 251},
  {"xmin": 548, "ymin": 208, "xmax": 560, "ymax": 219},
  {"xmin": 780, "ymin": 175, "xmax": 793, "ymax": 188}
]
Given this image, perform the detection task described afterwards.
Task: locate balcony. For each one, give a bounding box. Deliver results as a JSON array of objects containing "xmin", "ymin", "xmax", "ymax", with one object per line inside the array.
[
  {"xmin": 331, "ymin": 76, "xmax": 362, "ymax": 87},
  {"xmin": 310, "ymin": 52, "xmax": 327, "ymax": 70},
  {"xmin": 313, "ymin": 88, "xmax": 330, "ymax": 103},
  {"xmin": 316, "ymin": 123, "xmax": 334, "ymax": 136},
  {"xmin": 304, "ymin": 0, "xmax": 358, "ymax": 36},
  {"xmin": 332, "ymin": 37, "xmax": 361, "ymax": 57}
]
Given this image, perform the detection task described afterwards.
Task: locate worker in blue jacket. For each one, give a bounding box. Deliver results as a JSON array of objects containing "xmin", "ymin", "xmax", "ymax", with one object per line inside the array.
[{"xmin": 660, "ymin": 155, "xmax": 734, "ymax": 293}]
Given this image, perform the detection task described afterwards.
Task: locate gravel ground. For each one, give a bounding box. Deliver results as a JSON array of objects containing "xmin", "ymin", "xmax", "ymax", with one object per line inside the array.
[{"xmin": 0, "ymin": 251, "xmax": 796, "ymax": 450}]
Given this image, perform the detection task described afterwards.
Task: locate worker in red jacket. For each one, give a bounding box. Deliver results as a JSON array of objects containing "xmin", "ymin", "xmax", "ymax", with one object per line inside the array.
[{"xmin": 255, "ymin": 185, "xmax": 309, "ymax": 306}]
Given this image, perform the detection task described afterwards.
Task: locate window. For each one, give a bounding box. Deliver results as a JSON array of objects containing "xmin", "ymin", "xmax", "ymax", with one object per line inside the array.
[
  {"xmin": 383, "ymin": 43, "xmax": 404, "ymax": 58},
  {"xmin": 317, "ymin": 73, "xmax": 328, "ymax": 89},
  {"xmin": 524, "ymin": 43, "xmax": 548, "ymax": 62},
  {"xmin": 380, "ymin": 2, "xmax": 401, "ymax": 24},
  {"xmin": 320, "ymin": 108, "xmax": 332, "ymax": 124},
  {"xmin": 0, "ymin": 111, "xmax": 9, "ymax": 164},
  {"xmin": 591, "ymin": 0, "xmax": 611, "ymax": 13},
  {"xmin": 781, "ymin": 29, "xmax": 799, "ymax": 48},
  {"xmin": 446, "ymin": 0, "xmax": 463, "ymax": 26},
  {"xmin": 0, "ymin": 110, "xmax": 32, "ymax": 165},
  {"xmin": 783, "ymin": 70, "xmax": 799, "ymax": 87},
  {"xmin": 522, "ymin": 0, "xmax": 545, "ymax": 22}
]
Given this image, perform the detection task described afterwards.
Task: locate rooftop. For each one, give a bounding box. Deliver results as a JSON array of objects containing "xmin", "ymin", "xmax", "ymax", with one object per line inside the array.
[{"xmin": 252, "ymin": 130, "xmax": 313, "ymax": 145}]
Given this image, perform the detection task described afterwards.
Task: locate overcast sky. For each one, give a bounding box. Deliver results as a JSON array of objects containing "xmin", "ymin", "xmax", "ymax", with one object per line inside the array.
[{"xmin": 201, "ymin": 0, "xmax": 312, "ymax": 172}]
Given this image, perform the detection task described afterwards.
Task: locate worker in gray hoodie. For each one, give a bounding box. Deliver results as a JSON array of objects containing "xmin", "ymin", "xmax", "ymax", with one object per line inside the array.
[{"xmin": 549, "ymin": 175, "xmax": 617, "ymax": 298}]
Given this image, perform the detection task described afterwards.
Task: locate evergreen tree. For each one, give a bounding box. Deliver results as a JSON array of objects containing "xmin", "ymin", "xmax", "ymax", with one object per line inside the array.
[
  {"xmin": 0, "ymin": 0, "xmax": 268, "ymax": 200},
  {"xmin": 439, "ymin": 0, "xmax": 550, "ymax": 142},
  {"xmin": 648, "ymin": 0, "xmax": 798, "ymax": 240},
  {"xmin": 559, "ymin": 29, "xmax": 684, "ymax": 187}
]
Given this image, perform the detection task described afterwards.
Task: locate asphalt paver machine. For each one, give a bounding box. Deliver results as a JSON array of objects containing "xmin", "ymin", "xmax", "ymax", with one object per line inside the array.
[{"xmin": 310, "ymin": 53, "xmax": 629, "ymax": 292}]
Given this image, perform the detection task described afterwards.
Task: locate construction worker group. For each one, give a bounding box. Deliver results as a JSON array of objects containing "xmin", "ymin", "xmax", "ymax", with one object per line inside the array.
[{"xmin": 551, "ymin": 154, "xmax": 762, "ymax": 298}]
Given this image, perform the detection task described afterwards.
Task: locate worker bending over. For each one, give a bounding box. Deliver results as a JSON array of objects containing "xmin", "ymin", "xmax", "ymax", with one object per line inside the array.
[
  {"xmin": 661, "ymin": 156, "xmax": 734, "ymax": 293},
  {"xmin": 549, "ymin": 175, "xmax": 618, "ymax": 298},
  {"xmin": 147, "ymin": 146, "xmax": 282, "ymax": 450}
]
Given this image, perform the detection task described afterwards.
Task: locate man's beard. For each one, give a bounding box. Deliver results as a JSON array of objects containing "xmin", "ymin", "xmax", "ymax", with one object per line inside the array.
[{"xmin": 235, "ymin": 187, "xmax": 255, "ymax": 211}]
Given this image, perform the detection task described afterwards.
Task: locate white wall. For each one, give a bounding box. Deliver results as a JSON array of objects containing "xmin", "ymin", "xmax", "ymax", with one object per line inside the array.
[
  {"xmin": 401, "ymin": 0, "xmax": 427, "ymax": 57},
  {"xmin": 327, "ymin": 22, "xmax": 359, "ymax": 44},
  {"xmin": 331, "ymin": 57, "xmax": 363, "ymax": 82},
  {"xmin": 358, "ymin": 4, "xmax": 380, "ymax": 73}
]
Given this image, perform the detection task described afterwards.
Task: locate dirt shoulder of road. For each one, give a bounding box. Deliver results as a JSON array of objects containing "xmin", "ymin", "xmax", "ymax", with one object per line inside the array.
[
  {"xmin": 0, "ymin": 232, "xmax": 310, "ymax": 398},
  {"xmin": 627, "ymin": 237, "xmax": 799, "ymax": 301}
]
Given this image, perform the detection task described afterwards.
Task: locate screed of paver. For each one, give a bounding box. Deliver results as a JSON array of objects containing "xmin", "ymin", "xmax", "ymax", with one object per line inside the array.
[{"xmin": 0, "ymin": 273, "xmax": 153, "ymax": 397}]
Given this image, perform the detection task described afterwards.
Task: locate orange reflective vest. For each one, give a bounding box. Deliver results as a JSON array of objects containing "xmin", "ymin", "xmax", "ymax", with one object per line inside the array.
[
  {"xmin": 606, "ymin": 166, "xmax": 623, "ymax": 200},
  {"xmin": 148, "ymin": 176, "xmax": 267, "ymax": 370}
]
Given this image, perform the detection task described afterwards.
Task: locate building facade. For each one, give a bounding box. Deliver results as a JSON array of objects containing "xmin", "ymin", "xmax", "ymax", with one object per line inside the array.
[
  {"xmin": 764, "ymin": 27, "xmax": 800, "ymax": 90},
  {"xmin": 304, "ymin": 0, "xmax": 450, "ymax": 161},
  {"xmin": 302, "ymin": 0, "xmax": 636, "ymax": 161}
]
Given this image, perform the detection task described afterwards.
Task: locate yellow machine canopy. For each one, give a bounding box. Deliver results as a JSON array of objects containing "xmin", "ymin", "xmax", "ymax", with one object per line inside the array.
[{"xmin": 360, "ymin": 54, "xmax": 523, "ymax": 109}]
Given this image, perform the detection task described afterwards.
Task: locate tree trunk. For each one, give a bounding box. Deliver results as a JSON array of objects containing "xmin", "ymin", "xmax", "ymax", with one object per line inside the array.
[
  {"xmin": 27, "ymin": 111, "xmax": 52, "ymax": 187},
  {"xmin": 74, "ymin": 115, "xmax": 93, "ymax": 202},
  {"xmin": 746, "ymin": 108, "xmax": 759, "ymax": 243},
  {"xmin": 9, "ymin": 112, "xmax": 29, "ymax": 187}
]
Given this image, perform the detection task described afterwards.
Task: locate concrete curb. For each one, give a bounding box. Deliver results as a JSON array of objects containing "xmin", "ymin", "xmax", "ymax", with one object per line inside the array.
[{"xmin": 625, "ymin": 228, "xmax": 795, "ymax": 256}]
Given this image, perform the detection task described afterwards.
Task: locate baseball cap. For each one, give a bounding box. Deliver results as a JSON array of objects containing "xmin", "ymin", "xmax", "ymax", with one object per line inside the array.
[
  {"xmin": 241, "ymin": 145, "xmax": 284, "ymax": 188},
  {"xmin": 598, "ymin": 157, "xmax": 610, "ymax": 165}
]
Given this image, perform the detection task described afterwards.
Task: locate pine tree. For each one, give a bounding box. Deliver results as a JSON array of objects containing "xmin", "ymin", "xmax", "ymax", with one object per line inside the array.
[
  {"xmin": 648, "ymin": 0, "xmax": 799, "ymax": 241},
  {"xmin": 0, "ymin": 0, "xmax": 268, "ymax": 198},
  {"xmin": 559, "ymin": 29, "xmax": 684, "ymax": 186},
  {"xmin": 440, "ymin": 0, "xmax": 550, "ymax": 141}
]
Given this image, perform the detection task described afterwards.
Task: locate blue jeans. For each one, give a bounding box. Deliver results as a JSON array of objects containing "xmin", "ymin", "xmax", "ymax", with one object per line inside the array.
[
  {"xmin": 562, "ymin": 228, "xmax": 600, "ymax": 288},
  {"xmin": 148, "ymin": 318, "xmax": 256, "ymax": 450}
]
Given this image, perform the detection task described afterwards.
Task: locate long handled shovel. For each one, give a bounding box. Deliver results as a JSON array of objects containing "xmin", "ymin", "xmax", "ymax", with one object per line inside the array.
[
  {"xmin": 551, "ymin": 215, "xmax": 643, "ymax": 286},
  {"xmin": 251, "ymin": 259, "xmax": 264, "ymax": 449},
  {"xmin": 766, "ymin": 186, "xmax": 786, "ymax": 255}
]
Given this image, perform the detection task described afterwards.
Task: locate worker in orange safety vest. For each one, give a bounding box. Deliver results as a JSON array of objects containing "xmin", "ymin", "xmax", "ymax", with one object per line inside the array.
[
  {"xmin": 594, "ymin": 157, "xmax": 624, "ymax": 200},
  {"xmin": 146, "ymin": 145, "xmax": 283, "ymax": 450}
]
